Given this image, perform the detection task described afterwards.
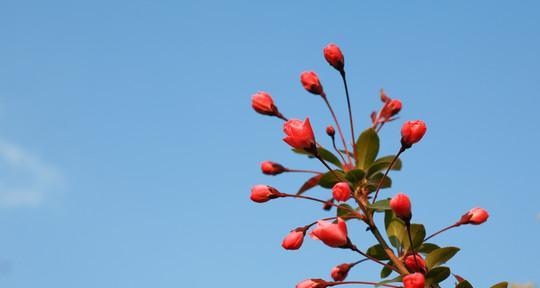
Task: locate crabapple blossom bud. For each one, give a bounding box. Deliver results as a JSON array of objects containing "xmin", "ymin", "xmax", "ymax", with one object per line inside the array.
[
  {"xmin": 283, "ymin": 118, "xmax": 317, "ymax": 153},
  {"xmin": 300, "ymin": 71, "xmax": 324, "ymax": 95},
  {"xmin": 323, "ymin": 44, "xmax": 345, "ymax": 72},
  {"xmin": 332, "ymin": 182, "xmax": 352, "ymax": 202},
  {"xmin": 330, "ymin": 263, "xmax": 351, "ymax": 281},
  {"xmin": 260, "ymin": 161, "xmax": 286, "ymax": 175},
  {"xmin": 459, "ymin": 207, "xmax": 489, "ymax": 225},
  {"xmin": 326, "ymin": 125, "xmax": 335, "ymax": 137},
  {"xmin": 309, "ymin": 218, "xmax": 349, "ymax": 248},
  {"xmin": 401, "ymin": 120, "xmax": 427, "ymax": 149},
  {"xmin": 250, "ymin": 185, "xmax": 282, "ymax": 203},
  {"xmin": 390, "ymin": 193, "xmax": 412, "ymax": 222},
  {"xmin": 380, "ymin": 99, "xmax": 402, "ymax": 119},
  {"xmin": 296, "ymin": 279, "xmax": 328, "ymax": 288},
  {"xmin": 251, "ymin": 92, "xmax": 279, "ymax": 116},
  {"xmin": 404, "ymin": 253, "xmax": 426, "ymax": 272},
  {"xmin": 282, "ymin": 229, "xmax": 305, "ymax": 250},
  {"xmin": 403, "ymin": 273, "xmax": 425, "ymax": 288}
]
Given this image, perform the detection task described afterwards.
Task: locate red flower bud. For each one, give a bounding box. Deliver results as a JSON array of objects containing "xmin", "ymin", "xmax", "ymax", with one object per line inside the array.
[
  {"xmin": 251, "ymin": 92, "xmax": 279, "ymax": 116},
  {"xmin": 282, "ymin": 229, "xmax": 305, "ymax": 250},
  {"xmin": 309, "ymin": 218, "xmax": 349, "ymax": 248},
  {"xmin": 260, "ymin": 161, "xmax": 286, "ymax": 175},
  {"xmin": 404, "ymin": 253, "xmax": 426, "ymax": 273},
  {"xmin": 296, "ymin": 279, "xmax": 328, "ymax": 288},
  {"xmin": 283, "ymin": 118, "xmax": 317, "ymax": 152},
  {"xmin": 250, "ymin": 185, "xmax": 282, "ymax": 203},
  {"xmin": 323, "ymin": 44, "xmax": 345, "ymax": 72},
  {"xmin": 300, "ymin": 71, "xmax": 324, "ymax": 95},
  {"xmin": 326, "ymin": 125, "xmax": 335, "ymax": 137},
  {"xmin": 401, "ymin": 120, "xmax": 427, "ymax": 149},
  {"xmin": 330, "ymin": 263, "xmax": 351, "ymax": 281},
  {"xmin": 380, "ymin": 99, "xmax": 402, "ymax": 119},
  {"xmin": 390, "ymin": 193, "xmax": 412, "ymax": 222},
  {"xmin": 459, "ymin": 207, "xmax": 489, "ymax": 225},
  {"xmin": 403, "ymin": 273, "xmax": 425, "ymax": 288},
  {"xmin": 332, "ymin": 182, "xmax": 352, "ymax": 202}
]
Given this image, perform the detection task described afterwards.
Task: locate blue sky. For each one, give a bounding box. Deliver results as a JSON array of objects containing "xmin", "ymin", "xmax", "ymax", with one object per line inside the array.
[{"xmin": 0, "ymin": 0, "xmax": 539, "ymax": 287}]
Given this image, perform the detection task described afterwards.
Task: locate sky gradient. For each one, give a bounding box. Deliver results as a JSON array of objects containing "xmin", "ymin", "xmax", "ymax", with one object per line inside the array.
[{"xmin": 0, "ymin": 1, "xmax": 539, "ymax": 287}]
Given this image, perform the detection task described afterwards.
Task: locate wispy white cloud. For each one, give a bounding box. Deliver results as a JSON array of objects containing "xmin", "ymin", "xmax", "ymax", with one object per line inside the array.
[{"xmin": 0, "ymin": 141, "xmax": 64, "ymax": 207}]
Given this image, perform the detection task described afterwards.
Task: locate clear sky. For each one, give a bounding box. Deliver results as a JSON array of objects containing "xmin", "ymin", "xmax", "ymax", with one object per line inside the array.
[{"xmin": 0, "ymin": 0, "xmax": 539, "ymax": 287}]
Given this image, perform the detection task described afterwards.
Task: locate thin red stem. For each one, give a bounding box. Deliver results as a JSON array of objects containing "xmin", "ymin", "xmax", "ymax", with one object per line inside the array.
[
  {"xmin": 316, "ymin": 155, "xmax": 346, "ymax": 182},
  {"xmin": 328, "ymin": 281, "xmax": 401, "ymax": 288},
  {"xmin": 424, "ymin": 223, "xmax": 461, "ymax": 242},
  {"xmin": 405, "ymin": 223, "xmax": 420, "ymax": 268},
  {"xmin": 371, "ymin": 147, "xmax": 404, "ymax": 204},
  {"xmin": 285, "ymin": 169, "xmax": 322, "ymax": 174},
  {"xmin": 322, "ymin": 94, "xmax": 353, "ymax": 165},
  {"xmin": 349, "ymin": 245, "xmax": 400, "ymax": 273},
  {"xmin": 331, "ymin": 136, "xmax": 348, "ymax": 164},
  {"xmin": 280, "ymin": 193, "xmax": 363, "ymax": 219},
  {"xmin": 340, "ymin": 71, "xmax": 356, "ymax": 162}
]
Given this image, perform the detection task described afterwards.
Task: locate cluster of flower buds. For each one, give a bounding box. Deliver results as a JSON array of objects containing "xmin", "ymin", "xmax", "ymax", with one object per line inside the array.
[{"xmin": 249, "ymin": 43, "xmax": 498, "ymax": 288}]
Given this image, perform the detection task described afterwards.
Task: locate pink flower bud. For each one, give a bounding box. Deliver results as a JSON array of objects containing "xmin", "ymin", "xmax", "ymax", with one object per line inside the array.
[
  {"xmin": 250, "ymin": 185, "xmax": 282, "ymax": 203},
  {"xmin": 296, "ymin": 279, "xmax": 328, "ymax": 288},
  {"xmin": 309, "ymin": 218, "xmax": 349, "ymax": 248},
  {"xmin": 326, "ymin": 125, "xmax": 335, "ymax": 137},
  {"xmin": 300, "ymin": 71, "xmax": 324, "ymax": 95},
  {"xmin": 401, "ymin": 120, "xmax": 427, "ymax": 149},
  {"xmin": 390, "ymin": 193, "xmax": 412, "ymax": 222},
  {"xmin": 380, "ymin": 99, "xmax": 402, "ymax": 119},
  {"xmin": 459, "ymin": 207, "xmax": 489, "ymax": 225},
  {"xmin": 403, "ymin": 273, "xmax": 425, "ymax": 288},
  {"xmin": 330, "ymin": 263, "xmax": 351, "ymax": 281},
  {"xmin": 283, "ymin": 118, "xmax": 317, "ymax": 152},
  {"xmin": 332, "ymin": 182, "xmax": 352, "ymax": 202},
  {"xmin": 323, "ymin": 44, "xmax": 345, "ymax": 72},
  {"xmin": 404, "ymin": 253, "xmax": 426, "ymax": 273},
  {"xmin": 260, "ymin": 161, "xmax": 286, "ymax": 175},
  {"xmin": 251, "ymin": 92, "xmax": 279, "ymax": 116},
  {"xmin": 282, "ymin": 229, "xmax": 305, "ymax": 250}
]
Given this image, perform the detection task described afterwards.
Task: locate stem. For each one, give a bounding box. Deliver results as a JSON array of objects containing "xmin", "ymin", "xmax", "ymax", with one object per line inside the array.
[
  {"xmin": 285, "ymin": 169, "xmax": 322, "ymax": 174},
  {"xmin": 331, "ymin": 136, "xmax": 348, "ymax": 164},
  {"xmin": 367, "ymin": 224, "xmax": 410, "ymax": 275},
  {"xmin": 406, "ymin": 223, "xmax": 419, "ymax": 268},
  {"xmin": 281, "ymin": 193, "xmax": 364, "ymax": 219},
  {"xmin": 350, "ymin": 258, "xmax": 369, "ymax": 267},
  {"xmin": 424, "ymin": 223, "xmax": 460, "ymax": 242},
  {"xmin": 349, "ymin": 245, "xmax": 400, "ymax": 273},
  {"xmin": 321, "ymin": 94, "xmax": 353, "ymax": 165},
  {"xmin": 316, "ymin": 155, "xmax": 346, "ymax": 182},
  {"xmin": 371, "ymin": 147, "xmax": 405, "ymax": 204},
  {"xmin": 328, "ymin": 281, "xmax": 401, "ymax": 288},
  {"xmin": 276, "ymin": 113, "xmax": 288, "ymax": 121},
  {"xmin": 340, "ymin": 71, "xmax": 356, "ymax": 162}
]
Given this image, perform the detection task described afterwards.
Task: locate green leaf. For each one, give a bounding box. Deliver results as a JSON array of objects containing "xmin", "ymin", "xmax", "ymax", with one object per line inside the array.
[
  {"xmin": 367, "ymin": 155, "xmax": 402, "ymax": 177},
  {"xmin": 425, "ymin": 247, "xmax": 460, "ymax": 269},
  {"xmin": 355, "ymin": 128, "xmax": 380, "ymax": 169},
  {"xmin": 317, "ymin": 147, "xmax": 342, "ymax": 167},
  {"xmin": 418, "ymin": 243, "xmax": 440, "ymax": 254},
  {"xmin": 292, "ymin": 147, "xmax": 342, "ymax": 168},
  {"xmin": 425, "ymin": 266, "xmax": 451, "ymax": 285},
  {"xmin": 490, "ymin": 282, "xmax": 508, "ymax": 288},
  {"xmin": 337, "ymin": 203, "xmax": 355, "ymax": 219},
  {"xmin": 366, "ymin": 244, "xmax": 390, "ymax": 260},
  {"xmin": 385, "ymin": 210, "xmax": 406, "ymax": 249},
  {"xmin": 368, "ymin": 199, "xmax": 391, "ymax": 212},
  {"xmin": 318, "ymin": 171, "xmax": 345, "ymax": 188},
  {"xmin": 296, "ymin": 174, "xmax": 323, "ymax": 195},
  {"xmin": 345, "ymin": 169, "xmax": 365, "ymax": 184},
  {"xmin": 380, "ymin": 261, "xmax": 393, "ymax": 278},
  {"xmin": 376, "ymin": 275, "xmax": 402, "ymax": 287},
  {"xmin": 366, "ymin": 173, "xmax": 392, "ymax": 191},
  {"xmin": 456, "ymin": 280, "xmax": 474, "ymax": 288},
  {"xmin": 402, "ymin": 224, "xmax": 426, "ymax": 251}
]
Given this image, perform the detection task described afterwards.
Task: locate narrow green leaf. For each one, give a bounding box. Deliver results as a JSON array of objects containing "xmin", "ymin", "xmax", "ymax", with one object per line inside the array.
[
  {"xmin": 425, "ymin": 266, "xmax": 451, "ymax": 285},
  {"xmin": 337, "ymin": 203, "xmax": 355, "ymax": 219},
  {"xmin": 355, "ymin": 128, "xmax": 380, "ymax": 169},
  {"xmin": 366, "ymin": 244, "xmax": 390, "ymax": 260},
  {"xmin": 367, "ymin": 155, "xmax": 402, "ymax": 177},
  {"xmin": 490, "ymin": 282, "xmax": 508, "ymax": 288},
  {"xmin": 317, "ymin": 147, "xmax": 342, "ymax": 168},
  {"xmin": 425, "ymin": 247, "xmax": 460, "ymax": 269},
  {"xmin": 385, "ymin": 210, "xmax": 406, "ymax": 249},
  {"xmin": 366, "ymin": 173, "xmax": 392, "ymax": 191},
  {"xmin": 418, "ymin": 243, "xmax": 440, "ymax": 254},
  {"xmin": 375, "ymin": 275, "xmax": 402, "ymax": 287},
  {"xmin": 380, "ymin": 261, "xmax": 393, "ymax": 278},
  {"xmin": 345, "ymin": 169, "xmax": 365, "ymax": 184},
  {"xmin": 368, "ymin": 199, "xmax": 391, "ymax": 212},
  {"xmin": 296, "ymin": 174, "xmax": 323, "ymax": 195},
  {"xmin": 402, "ymin": 224, "xmax": 426, "ymax": 251},
  {"xmin": 318, "ymin": 171, "xmax": 345, "ymax": 188},
  {"xmin": 456, "ymin": 280, "xmax": 474, "ymax": 288}
]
